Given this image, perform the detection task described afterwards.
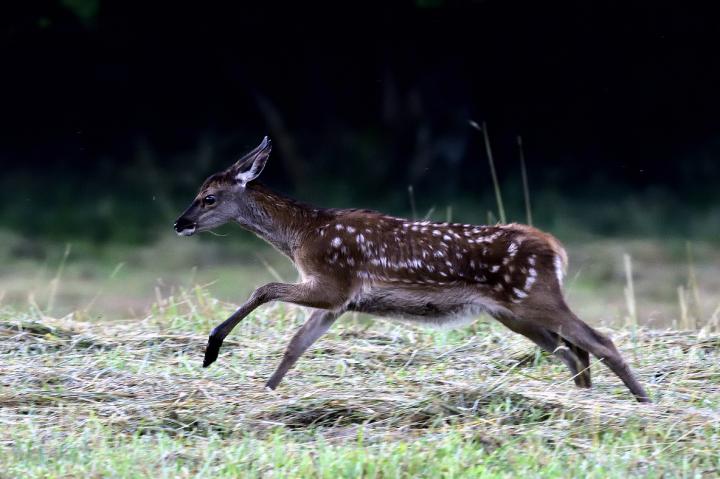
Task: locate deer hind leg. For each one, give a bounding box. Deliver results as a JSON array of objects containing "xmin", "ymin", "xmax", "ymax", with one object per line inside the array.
[
  {"xmin": 204, "ymin": 281, "xmax": 348, "ymax": 368},
  {"xmin": 494, "ymin": 314, "xmax": 591, "ymax": 388},
  {"xmin": 265, "ymin": 309, "xmax": 341, "ymax": 390},
  {"xmin": 517, "ymin": 300, "xmax": 650, "ymax": 403},
  {"xmin": 562, "ymin": 338, "xmax": 591, "ymax": 387}
]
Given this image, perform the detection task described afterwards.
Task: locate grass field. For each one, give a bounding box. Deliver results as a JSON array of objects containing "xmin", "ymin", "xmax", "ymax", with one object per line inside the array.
[
  {"xmin": 1, "ymin": 287, "xmax": 719, "ymax": 478},
  {"xmin": 1, "ymin": 224, "xmax": 719, "ymax": 477}
]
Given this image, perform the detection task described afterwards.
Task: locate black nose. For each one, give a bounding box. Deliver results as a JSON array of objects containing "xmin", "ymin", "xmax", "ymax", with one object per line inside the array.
[{"xmin": 174, "ymin": 217, "xmax": 196, "ymax": 232}]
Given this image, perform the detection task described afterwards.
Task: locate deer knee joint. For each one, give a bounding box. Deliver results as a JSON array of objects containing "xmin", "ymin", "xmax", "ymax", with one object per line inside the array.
[{"xmin": 251, "ymin": 285, "xmax": 270, "ymax": 302}]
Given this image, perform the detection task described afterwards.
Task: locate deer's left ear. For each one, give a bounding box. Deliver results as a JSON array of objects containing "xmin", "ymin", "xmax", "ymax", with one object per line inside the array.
[{"xmin": 231, "ymin": 136, "xmax": 272, "ymax": 186}]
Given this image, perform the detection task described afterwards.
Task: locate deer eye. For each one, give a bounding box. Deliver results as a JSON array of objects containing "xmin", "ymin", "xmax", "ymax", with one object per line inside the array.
[{"xmin": 203, "ymin": 195, "xmax": 216, "ymax": 206}]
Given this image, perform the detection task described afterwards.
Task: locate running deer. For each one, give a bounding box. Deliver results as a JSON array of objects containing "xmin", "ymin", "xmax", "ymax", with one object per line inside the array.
[{"xmin": 174, "ymin": 137, "xmax": 650, "ymax": 402}]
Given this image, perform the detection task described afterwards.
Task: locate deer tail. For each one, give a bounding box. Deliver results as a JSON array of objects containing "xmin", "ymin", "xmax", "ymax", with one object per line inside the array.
[{"xmin": 546, "ymin": 235, "xmax": 568, "ymax": 286}]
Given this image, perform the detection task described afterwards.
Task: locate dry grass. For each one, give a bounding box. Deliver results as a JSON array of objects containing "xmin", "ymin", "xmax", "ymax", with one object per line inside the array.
[{"xmin": 1, "ymin": 288, "xmax": 719, "ymax": 477}]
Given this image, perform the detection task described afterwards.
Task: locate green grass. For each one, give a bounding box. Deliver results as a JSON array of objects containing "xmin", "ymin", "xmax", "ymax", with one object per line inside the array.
[
  {"xmin": 1, "ymin": 292, "xmax": 719, "ymax": 478},
  {"xmin": 6, "ymin": 422, "xmax": 717, "ymax": 478}
]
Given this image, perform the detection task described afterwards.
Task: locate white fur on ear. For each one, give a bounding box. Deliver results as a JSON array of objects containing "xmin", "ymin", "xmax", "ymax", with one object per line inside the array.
[
  {"xmin": 235, "ymin": 159, "xmax": 265, "ymax": 185},
  {"xmin": 233, "ymin": 136, "xmax": 272, "ymax": 186}
]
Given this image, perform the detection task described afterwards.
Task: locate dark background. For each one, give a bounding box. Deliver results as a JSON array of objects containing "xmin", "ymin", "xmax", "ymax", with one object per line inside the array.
[{"xmin": 2, "ymin": 0, "xmax": 719, "ymax": 242}]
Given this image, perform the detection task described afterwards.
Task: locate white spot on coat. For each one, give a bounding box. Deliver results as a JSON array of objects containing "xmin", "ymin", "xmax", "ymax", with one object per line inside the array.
[{"xmin": 513, "ymin": 288, "xmax": 528, "ymax": 299}]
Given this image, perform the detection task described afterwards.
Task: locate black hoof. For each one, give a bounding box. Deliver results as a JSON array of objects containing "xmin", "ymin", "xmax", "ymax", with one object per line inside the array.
[
  {"xmin": 573, "ymin": 374, "xmax": 592, "ymax": 389},
  {"xmin": 203, "ymin": 335, "xmax": 223, "ymax": 367}
]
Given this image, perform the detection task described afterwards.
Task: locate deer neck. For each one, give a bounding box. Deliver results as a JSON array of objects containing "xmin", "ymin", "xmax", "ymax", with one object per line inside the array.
[{"xmin": 233, "ymin": 182, "xmax": 319, "ymax": 258}]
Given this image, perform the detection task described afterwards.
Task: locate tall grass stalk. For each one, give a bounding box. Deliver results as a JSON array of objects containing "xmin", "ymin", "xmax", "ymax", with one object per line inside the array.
[
  {"xmin": 471, "ymin": 121, "xmax": 506, "ymax": 223},
  {"xmin": 82, "ymin": 262, "xmax": 125, "ymax": 314},
  {"xmin": 422, "ymin": 206, "xmax": 436, "ymax": 221},
  {"xmin": 517, "ymin": 136, "xmax": 533, "ymax": 226},
  {"xmin": 708, "ymin": 304, "xmax": 720, "ymax": 333},
  {"xmin": 256, "ymin": 253, "xmax": 286, "ymax": 283},
  {"xmin": 487, "ymin": 210, "xmax": 497, "ymax": 225},
  {"xmin": 46, "ymin": 243, "xmax": 71, "ymax": 314},
  {"xmin": 678, "ymin": 285, "xmax": 692, "ymax": 330},
  {"xmin": 623, "ymin": 254, "xmax": 637, "ymax": 328},
  {"xmin": 407, "ymin": 185, "xmax": 417, "ymax": 220},
  {"xmin": 686, "ymin": 241, "xmax": 702, "ymax": 321}
]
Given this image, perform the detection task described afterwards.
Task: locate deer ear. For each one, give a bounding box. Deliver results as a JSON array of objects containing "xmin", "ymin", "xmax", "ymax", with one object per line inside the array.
[{"xmin": 231, "ymin": 136, "xmax": 272, "ymax": 186}]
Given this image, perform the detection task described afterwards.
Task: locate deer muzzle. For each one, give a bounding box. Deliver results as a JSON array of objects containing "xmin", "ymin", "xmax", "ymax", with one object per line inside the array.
[{"xmin": 174, "ymin": 217, "xmax": 197, "ymax": 236}]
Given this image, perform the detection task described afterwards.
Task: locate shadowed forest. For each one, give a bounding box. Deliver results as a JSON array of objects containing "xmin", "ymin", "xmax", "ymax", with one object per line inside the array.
[{"xmin": 1, "ymin": 1, "xmax": 719, "ymax": 477}]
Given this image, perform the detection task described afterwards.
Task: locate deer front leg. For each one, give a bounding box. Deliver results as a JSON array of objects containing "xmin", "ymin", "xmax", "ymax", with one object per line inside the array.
[
  {"xmin": 203, "ymin": 281, "xmax": 346, "ymax": 368},
  {"xmin": 265, "ymin": 309, "xmax": 341, "ymax": 390}
]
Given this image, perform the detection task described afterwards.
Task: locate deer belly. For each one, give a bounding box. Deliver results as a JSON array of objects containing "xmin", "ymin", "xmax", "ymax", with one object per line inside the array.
[{"xmin": 346, "ymin": 287, "xmax": 503, "ymax": 328}]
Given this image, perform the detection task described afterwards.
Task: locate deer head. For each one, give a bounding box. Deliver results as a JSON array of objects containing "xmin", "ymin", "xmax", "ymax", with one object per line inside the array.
[{"xmin": 173, "ymin": 137, "xmax": 272, "ymax": 236}]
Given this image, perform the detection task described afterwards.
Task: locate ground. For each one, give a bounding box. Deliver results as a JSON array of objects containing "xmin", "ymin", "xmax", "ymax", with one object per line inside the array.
[
  {"xmin": 1, "ymin": 229, "xmax": 719, "ymax": 477},
  {"xmin": 1, "ymin": 292, "xmax": 719, "ymax": 478}
]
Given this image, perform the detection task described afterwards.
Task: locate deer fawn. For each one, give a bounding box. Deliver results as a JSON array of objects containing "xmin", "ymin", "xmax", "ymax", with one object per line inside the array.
[{"xmin": 174, "ymin": 136, "xmax": 650, "ymax": 402}]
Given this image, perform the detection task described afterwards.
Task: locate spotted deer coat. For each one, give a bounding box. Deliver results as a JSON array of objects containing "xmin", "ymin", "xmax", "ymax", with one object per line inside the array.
[{"xmin": 174, "ymin": 137, "xmax": 651, "ymax": 402}]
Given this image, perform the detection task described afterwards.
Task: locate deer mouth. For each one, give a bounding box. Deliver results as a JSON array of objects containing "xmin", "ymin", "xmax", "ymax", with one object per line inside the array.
[{"xmin": 174, "ymin": 219, "xmax": 197, "ymax": 236}]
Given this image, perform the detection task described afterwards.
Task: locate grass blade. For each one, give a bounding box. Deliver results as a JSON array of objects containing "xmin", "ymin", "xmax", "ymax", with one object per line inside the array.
[{"xmin": 518, "ymin": 135, "xmax": 533, "ymax": 226}]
